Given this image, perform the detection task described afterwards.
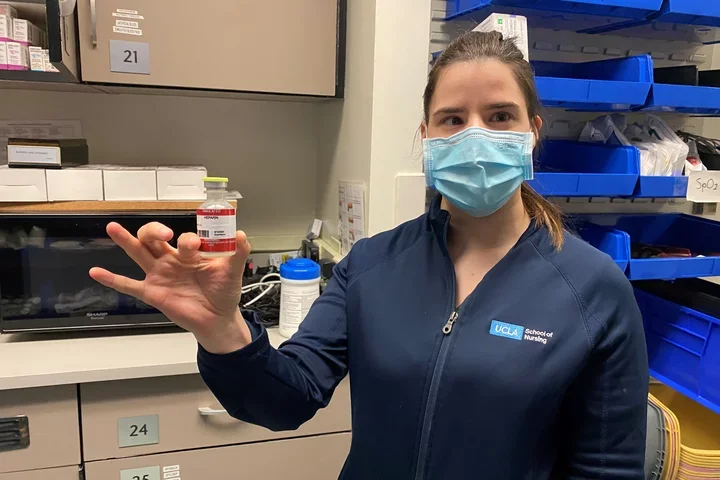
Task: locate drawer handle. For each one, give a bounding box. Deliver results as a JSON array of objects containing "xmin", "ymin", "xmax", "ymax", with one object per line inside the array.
[
  {"xmin": 0, "ymin": 416, "xmax": 29, "ymax": 451},
  {"xmin": 198, "ymin": 407, "xmax": 227, "ymax": 416},
  {"xmin": 90, "ymin": 0, "xmax": 97, "ymax": 47}
]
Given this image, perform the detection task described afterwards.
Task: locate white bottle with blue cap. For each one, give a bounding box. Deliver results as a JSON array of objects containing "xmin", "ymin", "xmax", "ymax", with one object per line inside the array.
[{"xmin": 279, "ymin": 258, "xmax": 321, "ymax": 338}]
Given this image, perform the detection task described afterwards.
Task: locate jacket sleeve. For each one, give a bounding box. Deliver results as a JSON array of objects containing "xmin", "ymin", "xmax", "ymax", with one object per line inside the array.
[
  {"xmin": 554, "ymin": 265, "xmax": 649, "ymax": 479},
  {"xmin": 197, "ymin": 257, "xmax": 349, "ymax": 431}
]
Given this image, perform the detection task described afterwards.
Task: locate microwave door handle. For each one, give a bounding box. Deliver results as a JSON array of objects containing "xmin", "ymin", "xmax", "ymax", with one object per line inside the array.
[{"xmin": 90, "ymin": 0, "xmax": 97, "ymax": 47}]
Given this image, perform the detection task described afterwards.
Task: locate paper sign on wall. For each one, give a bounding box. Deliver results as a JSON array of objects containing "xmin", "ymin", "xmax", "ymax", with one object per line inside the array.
[
  {"xmin": 116, "ymin": 20, "xmax": 139, "ymax": 28},
  {"xmin": 338, "ymin": 182, "xmax": 366, "ymax": 255},
  {"xmin": 113, "ymin": 12, "xmax": 145, "ymax": 19},
  {"xmin": 687, "ymin": 171, "xmax": 720, "ymax": 203}
]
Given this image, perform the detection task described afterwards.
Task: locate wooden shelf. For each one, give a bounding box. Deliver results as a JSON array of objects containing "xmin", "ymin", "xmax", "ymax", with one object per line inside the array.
[{"xmin": 0, "ymin": 200, "xmax": 219, "ymax": 214}]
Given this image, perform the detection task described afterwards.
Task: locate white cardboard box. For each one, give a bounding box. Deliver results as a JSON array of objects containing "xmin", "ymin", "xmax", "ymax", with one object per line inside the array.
[
  {"xmin": 12, "ymin": 19, "xmax": 42, "ymax": 46},
  {"xmin": 473, "ymin": 13, "xmax": 529, "ymax": 61},
  {"xmin": 156, "ymin": 166, "xmax": 207, "ymax": 200},
  {"xmin": 28, "ymin": 45, "xmax": 43, "ymax": 71},
  {"xmin": 0, "ymin": 14, "xmax": 12, "ymax": 41},
  {"xmin": 0, "ymin": 41, "xmax": 7, "ymax": 70},
  {"xmin": 0, "ymin": 165, "xmax": 47, "ymax": 202},
  {"xmin": 42, "ymin": 48, "xmax": 58, "ymax": 72},
  {"xmin": 6, "ymin": 41, "xmax": 28, "ymax": 70},
  {"xmin": 0, "ymin": 5, "xmax": 18, "ymax": 18},
  {"xmin": 103, "ymin": 168, "xmax": 157, "ymax": 201},
  {"xmin": 46, "ymin": 167, "xmax": 104, "ymax": 201}
]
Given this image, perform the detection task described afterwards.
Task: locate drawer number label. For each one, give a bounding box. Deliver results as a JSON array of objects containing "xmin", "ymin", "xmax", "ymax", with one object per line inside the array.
[
  {"xmin": 120, "ymin": 466, "xmax": 161, "ymax": 480},
  {"xmin": 118, "ymin": 414, "xmax": 159, "ymax": 447},
  {"xmin": 110, "ymin": 40, "xmax": 150, "ymax": 75}
]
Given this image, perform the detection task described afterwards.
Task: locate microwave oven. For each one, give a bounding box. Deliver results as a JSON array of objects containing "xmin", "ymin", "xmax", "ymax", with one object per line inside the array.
[{"xmin": 0, "ymin": 213, "xmax": 196, "ymax": 333}]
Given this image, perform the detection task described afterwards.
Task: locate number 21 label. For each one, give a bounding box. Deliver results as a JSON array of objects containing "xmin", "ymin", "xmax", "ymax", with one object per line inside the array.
[
  {"xmin": 118, "ymin": 414, "xmax": 159, "ymax": 447},
  {"xmin": 109, "ymin": 40, "xmax": 151, "ymax": 75}
]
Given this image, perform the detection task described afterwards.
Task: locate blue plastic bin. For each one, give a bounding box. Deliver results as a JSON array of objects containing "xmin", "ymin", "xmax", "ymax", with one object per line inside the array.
[
  {"xmin": 635, "ymin": 288, "xmax": 720, "ymax": 415},
  {"xmin": 527, "ymin": 140, "xmax": 639, "ymax": 197},
  {"xmin": 633, "ymin": 175, "xmax": 689, "ymax": 198},
  {"xmin": 590, "ymin": 214, "xmax": 720, "ymax": 280},
  {"xmin": 532, "ymin": 56, "xmax": 653, "ymax": 111},
  {"xmin": 652, "ymin": 0, "xmax": 720, "ymax": 28},
  {"xmin": 643, "ymin": 84, "xmax": 720, "ymax": 116},
  {"xmin": 572, "ymin": 220, "xmax": 630, "ymax": 273},
  {"xmin": 445, "ymin": 0, "xmax": 662, "ymax": 20}
]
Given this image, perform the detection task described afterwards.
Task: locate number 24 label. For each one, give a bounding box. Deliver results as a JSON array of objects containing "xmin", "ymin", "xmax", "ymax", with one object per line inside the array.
[{"xmin": 118, "ymin": 414, "xmax": 159, "ymax": 447}]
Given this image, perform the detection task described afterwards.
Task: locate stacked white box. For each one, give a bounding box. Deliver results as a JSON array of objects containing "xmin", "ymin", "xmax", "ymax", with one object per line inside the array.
[
  {"xmin": 46, "ymin": 167, "xmax": 104, "ymax": 201},
  {"xmin": 28, "ymin": 45, "xmax": 43, "ymax": 71},
  {"xmin": 473, "ymin": 13, "xmax": 529, "ymax": 61},
  {"xmin": 103, "ymin": 167, "xmax": 158, "ymax": 201},
  {"xmin": 156, "ymin": 166, "xmax": 207, "ymax": 200},
  {"xmin": 0, "ymin": 165, "xmax": 47, "ymax": 202},
  {"xmin": 6, "ymin": 41, "xmax": 28, "ymax": 70},
  {"xmin": 12, "ymin": 19, "xmax": 42, "ymax": 46}
]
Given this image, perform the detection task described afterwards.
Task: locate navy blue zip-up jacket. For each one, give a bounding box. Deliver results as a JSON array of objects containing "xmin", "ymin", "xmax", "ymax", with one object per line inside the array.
[{"xmin": 198, "ymin": 196, "xmax": 649, "ymax": 480}]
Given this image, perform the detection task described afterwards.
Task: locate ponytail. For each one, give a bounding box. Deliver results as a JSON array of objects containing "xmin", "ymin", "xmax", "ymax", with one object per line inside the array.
[{"xmin": 521, "ymin": 183, "xmax": 565, "ymax": 250}]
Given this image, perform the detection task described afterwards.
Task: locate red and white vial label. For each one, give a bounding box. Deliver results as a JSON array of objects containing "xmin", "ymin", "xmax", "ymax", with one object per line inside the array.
[{"xmin": 196, "ymin": 208, "xmax": 236, "ymax": 253}]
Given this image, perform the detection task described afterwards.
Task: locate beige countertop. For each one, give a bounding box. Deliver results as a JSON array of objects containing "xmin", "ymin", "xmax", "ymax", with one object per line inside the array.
[{"xmin": 0, "ymin": 327, "xmax": 287, "ymax": 391}]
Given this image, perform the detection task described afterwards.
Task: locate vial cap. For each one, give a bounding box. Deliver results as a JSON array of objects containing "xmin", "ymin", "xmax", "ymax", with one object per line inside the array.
[
  {"xmin": 204, "ymin": 177, "xmax": 229, "ymax": 183},
  {"xmin": 280, "ymin": 258, "xmax": 321, "ymax": 280}
]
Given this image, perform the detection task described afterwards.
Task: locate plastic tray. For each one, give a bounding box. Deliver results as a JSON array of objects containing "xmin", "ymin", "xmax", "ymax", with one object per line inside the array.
[
  {"xmin": 639, "ymin": 289, "xmax": 720, "ymax": 416},
  {"xmin": 528, "ymin": 140, "xmax": 639, "ymax": 197},
  {"xmin": 532, "ymin": 56, "xmax": 653, "ymax": 111},
  {"xmin": 653, "ymin": 0, "xmax": 720, "ymax": 28},
  {"xmin": 633, "ymin": 175, "xmax": 689, "ymax": 198},
  {"xmin": 591, "ymin": 214, "xmax": 720, "ymax": 280},
  {"xmin": 445, "ymin": 0, "xmax": 662, "ymax": 20},
  {"xmin": 642, "ymin": 84, "xmax": 720, "ymax": 116},
  {"xmin": 572, "ymin": 220, "xmax": 630, "ymax": 273}
]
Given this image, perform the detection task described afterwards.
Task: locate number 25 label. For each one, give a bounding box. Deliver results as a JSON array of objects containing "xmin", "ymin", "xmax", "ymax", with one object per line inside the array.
[
  {"xmin": 120, "ymin": 466, "xmax": 160, "ymax": 480},
  {"xmin": 118, "ymin": 415, "xmax": 159, "ymax": 447}
]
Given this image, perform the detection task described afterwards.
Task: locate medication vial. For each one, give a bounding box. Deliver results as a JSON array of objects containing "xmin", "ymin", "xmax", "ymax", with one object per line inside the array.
[{"xmin": 197, "ymin": 177, "xmax": 236, "ymax": 258}]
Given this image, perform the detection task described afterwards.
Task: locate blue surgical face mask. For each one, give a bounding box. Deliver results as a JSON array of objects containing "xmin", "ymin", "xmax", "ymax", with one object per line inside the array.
[{"xmin": 423, "ymin": 126, "xmax": 534, "ymax": 217}]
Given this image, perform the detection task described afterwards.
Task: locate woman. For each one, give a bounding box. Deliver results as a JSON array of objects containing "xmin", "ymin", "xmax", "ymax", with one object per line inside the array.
[{"xmin": 91, "ymin": 31, "xmax": 648, "ymax": 479}]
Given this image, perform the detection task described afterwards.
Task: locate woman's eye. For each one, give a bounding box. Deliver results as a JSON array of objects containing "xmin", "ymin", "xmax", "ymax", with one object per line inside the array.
[
  {"xmin": 490, "ymin": 112, "xmax": 513, "ymax": 123},
  {"xmin": 441, "ymin": 116, "xmax": 463, "ymax": 126}
]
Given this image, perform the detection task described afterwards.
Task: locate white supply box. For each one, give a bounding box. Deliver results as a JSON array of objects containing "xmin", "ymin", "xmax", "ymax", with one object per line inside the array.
[
  {"xmin": 0, "ymin": 14, "xmax": 12, "ymax": 41},
  {"xmin": 0, "ymin": 165, "xmax": 47, "ymax": 202},
  {"xmin": 6, "ymin": 41, "xmax": 28, "ymax": 70},
  {"xmin": 156, "ymin": 166, "xmax": 207, "ymax": 200},
  {"xmin": 42, "ymin": 48, "xmax": 58, "ymax": 72},
  {"xmin": 0, "ymin": 4, "xmax": 18, "ymax": 18},
  {"xmin": 0, "ymin": 41, "xmax": 7, "ymax": 70},
  {"xmin": 103, "ymin": 167, "xmax": 158, "ymax": 201},
  {"xmin": 28, "ymin": 45, "xmax": 43, "ymax": 71},
  {"xmin": 46, "ymin": 167, "xmax": 104, "ymax": 201},
  {"xmin": 12, "ymin": 19, "xmax": 42, "ymax": 46},
  {"xmin": 473, "ymin": 13, "xmax": 529, "ymax": 61}
]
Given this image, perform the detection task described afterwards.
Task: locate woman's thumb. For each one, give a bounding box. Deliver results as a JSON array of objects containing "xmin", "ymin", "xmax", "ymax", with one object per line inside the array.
[{"xmin": 230, "ymin": 230, "xmax": 252, "ymax": 270}]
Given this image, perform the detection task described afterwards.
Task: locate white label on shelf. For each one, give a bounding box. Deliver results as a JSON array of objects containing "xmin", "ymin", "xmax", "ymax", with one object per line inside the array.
[
  {"xmin": 162, "ymin": 466, "xmax": 180, "ymax": 473},
  {"xmin": 116, "ymin": 20, "xmax": 139, "ymax": 28},
  {"xmin": 116, "ymin": 8, "xmax": 138, "ymax": 14},
  {"xmin": 113, "ymin": 26, "xmax": 142, "ymax": 36},
  {"xmin": 113, "ymin": 12, "xmax": 145, "ymax": 20},
  {"xmin": 7, "ymin": 146, "xmax": 59, "ymax": 166},
  {"xmin": 110, "ymin": 40, "xmax": 150, "ymax": 75},
  {"xmin": 117, "ymin": 414, "xmax": 159, "ymax": 447},
  {"xmin": 120, "ymin": 466, "xmax": 160, "ymax": 480},
  {"xmin": 163, "ymin": 472, "xmax": 180, "ymax": 479},
  {"xmin": 687, "ymin": 171, "xmax": 720, "ymax": 203}
]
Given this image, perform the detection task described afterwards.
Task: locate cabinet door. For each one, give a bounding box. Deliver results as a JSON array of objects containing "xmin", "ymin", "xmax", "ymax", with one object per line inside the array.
[
  {"xmin": 0, "ymin": 385, "xmax": 80, "ymax": 474},
  {"xmin": 0, "ymin": 466, "xmax": 79, "ymax": 480},
  {"xmin": 76, "ymin": 0, "xmax": 339, "ymax": 96},
  {"xmin": 85, "ymin": 433, "xmax": 351, "ymax": 479}
]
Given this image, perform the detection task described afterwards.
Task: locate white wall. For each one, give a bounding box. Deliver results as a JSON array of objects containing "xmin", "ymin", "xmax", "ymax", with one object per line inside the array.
[{"xmin": 0, "ymin": 90, "xmax": 319, "ymax": 242}]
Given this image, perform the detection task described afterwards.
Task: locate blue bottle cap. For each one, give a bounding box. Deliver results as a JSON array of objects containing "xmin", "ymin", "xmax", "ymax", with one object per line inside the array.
[{"xmin": 280, "ymin": 258, "xmax": 321, "ymax": 280}]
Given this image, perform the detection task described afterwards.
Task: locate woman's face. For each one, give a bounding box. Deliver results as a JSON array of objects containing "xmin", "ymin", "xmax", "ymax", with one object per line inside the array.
[{"xmin": 423, "ymin": 59, "xmax": 540, "ymax": 141}]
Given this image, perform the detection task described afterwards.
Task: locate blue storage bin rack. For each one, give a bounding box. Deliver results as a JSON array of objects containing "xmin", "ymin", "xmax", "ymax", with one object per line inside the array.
[
  {"xmin": 652, "ymin": 0, "xmax": 720, "ymax": 28},
  {"xmin": 527, "ymin": 140, "xmax": 639, "ymax": 197},
  {"xmin": 633, "ymin": 175, "xmax": 689, "ymax": 198},
  {"xmin": 642, "ymin": 84, "xmax": 720, "ymax": 116},
  {"xmin": 590, "ymin": 214, "xmax": 720, "ymax": 280},
  {"xmin": 532, "ymin": 56, "xmax": 653, "ymax": 111},
  {"xmin": 573, "ymin": 220, "xmax": 630, "ymax": 272},
  {"xmin": 635, "ymin": 288, "xmax": 720, "ymax": 415},
  {"xmin": 445, "ymin": 0, "xmax": 662, "ymax": 21}
]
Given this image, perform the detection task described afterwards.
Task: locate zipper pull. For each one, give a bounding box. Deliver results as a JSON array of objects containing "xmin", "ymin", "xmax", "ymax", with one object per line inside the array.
[{"xmin": 442, "ymin": 311, "xmax": 459, "ymax": 335}]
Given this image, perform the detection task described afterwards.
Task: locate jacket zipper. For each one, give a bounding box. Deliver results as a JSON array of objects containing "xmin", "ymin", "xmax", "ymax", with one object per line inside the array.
[{"xmin": 414, "ymin": 309, "xmax": 459, "ymax": 480}]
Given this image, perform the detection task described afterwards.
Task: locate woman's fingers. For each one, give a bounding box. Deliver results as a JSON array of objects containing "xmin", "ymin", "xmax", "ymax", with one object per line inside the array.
[
  {"xmin": 177, "ymin": 232, "xmax": 201, "ymax": 260},
  {"xmin": 137, "ymin": 222, "xmax": 175, "ymax": 257},
  {"xmin": 106, "ymin": 222, "xmax": 156, "ymax": 273},
  {"xmin": 89, "ymin": 267, "xmax": 147, "ymax": 302},
  {"xmin": 227, "ymin": 231, "xmax": 252, "ymax": 275}
]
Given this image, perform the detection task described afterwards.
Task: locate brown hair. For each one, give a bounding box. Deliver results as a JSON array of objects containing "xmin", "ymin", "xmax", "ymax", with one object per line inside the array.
[{"xmin": 423, "ymin": 30, "xmax": 565, "ymax": 249}]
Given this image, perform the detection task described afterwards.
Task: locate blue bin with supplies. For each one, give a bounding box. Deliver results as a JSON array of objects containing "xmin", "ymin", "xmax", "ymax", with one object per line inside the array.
[
  {"xmin": 634, "ymin": 282, "xmax": 720, "ymax": 415},
  {"xmin": 528, "ymin": 140, "xmax": 640, "ymax": 197},
  {"xmin": 643, "ymin": 84, "xmax": 720, "ymax": 116},
  {"xmin": 445, "ymin": 0, "xmax": 662, "ymax": 20},
  {"xmin": 588, "ymin": 214, "xmax": 720, "ymax": 280},
  {"xmin": 633, "ymin": 175, "xmax": 689, "ymax": 198},
  {"xmin": 531, "ymin": 56, "xmax": 653, "ymax": 111},
  {"xmin": 572, "ymin": 220, "xmax": 630, "ymax": 273}
]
